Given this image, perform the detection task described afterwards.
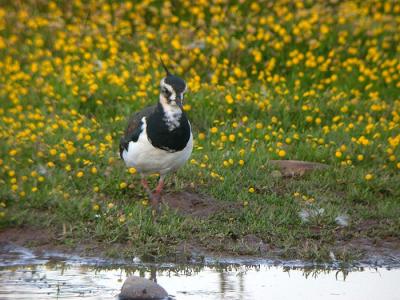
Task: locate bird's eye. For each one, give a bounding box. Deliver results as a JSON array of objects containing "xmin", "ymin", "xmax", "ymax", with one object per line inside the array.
[{"xmin": 162, "ymin": 88, "xmax": 171, "ymax": 97}]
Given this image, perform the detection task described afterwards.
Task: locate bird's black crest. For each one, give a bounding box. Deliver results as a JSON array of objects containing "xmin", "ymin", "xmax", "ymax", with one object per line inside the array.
[
  {"xmin": 159, "ymin": 57, "xmax": 171, "ymax": 76},
  {"xmin": 159, "ymin": 57, "xmax": 186, "ymax": 93}
]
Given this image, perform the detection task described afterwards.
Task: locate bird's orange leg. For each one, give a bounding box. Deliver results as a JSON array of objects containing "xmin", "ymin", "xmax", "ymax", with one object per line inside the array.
[
  {"xmin": 151, "ymin": 176, "xmax": 165, "ymax": 212},
  {"xmin": 154, "ymin": 178, "xmax": 165, "ymax": 196},
  {"xmin": 140, "ymin": 177, "xmax": 153, "ymax": 199}
]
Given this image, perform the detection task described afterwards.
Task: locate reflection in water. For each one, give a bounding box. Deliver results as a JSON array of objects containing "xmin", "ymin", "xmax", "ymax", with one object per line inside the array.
[{"xmin": 0, "ymin": 246, "xmax": 399, "ymax": 299}]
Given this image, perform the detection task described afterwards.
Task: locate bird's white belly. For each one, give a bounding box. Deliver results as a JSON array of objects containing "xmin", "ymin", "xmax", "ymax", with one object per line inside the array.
[{"xmin": 122, "ymin": 131, "xmax": 193, "ymax": 175}]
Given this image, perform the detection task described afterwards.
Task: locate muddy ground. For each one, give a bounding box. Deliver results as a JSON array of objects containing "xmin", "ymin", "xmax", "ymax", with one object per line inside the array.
[
  {"xmin": 1, "ymin": 190, "xmax": 399, "ymax": 266},
  {"xmin": 1, "ymin": 161, "xmax": 399, "ymax": 265}
]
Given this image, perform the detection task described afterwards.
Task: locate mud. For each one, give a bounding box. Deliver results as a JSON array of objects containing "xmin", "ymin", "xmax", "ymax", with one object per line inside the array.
[
  {"xmin": 1, "ymin": 188, "xmax": 399, "ymax": 266},
  {"xmin": 162, "ymin": 191, "xmax": 239, "ymax": 218}
]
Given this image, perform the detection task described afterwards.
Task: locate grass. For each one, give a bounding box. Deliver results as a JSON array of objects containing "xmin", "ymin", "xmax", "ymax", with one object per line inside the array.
[{"xmin": 0, "ymin": 0, "xmax": 399, "ymax": 262}]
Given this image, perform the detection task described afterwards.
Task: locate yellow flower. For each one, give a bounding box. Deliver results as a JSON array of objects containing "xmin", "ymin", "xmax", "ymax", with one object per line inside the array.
[
  {"xmin": 49, "ymin": 149, "xmax": 57, "ymax": 156},
  {"xmin": 91, "ymin": 167, "xmax": 98, "ymax": 174},
  {"xmin": 107, "ymin": 203, "xmax": 114, "ymax": 209},
  {"xmin": 335, "ymin": 151, "xmax": 342, "ymax": 158},
  {"xmin": 198, "ymin": 133, "xmax": 206, "ymax": 140},
  {"xmin": 278, "ymin": 149, "xmax": 286, "ymax": 157},
  {"xmin": 92, "ymin": 204, "xmax": 100, "ymax": 211},
  {"xmin": 128, "ymin": 167, "xmax": 137, "ymax": 174},
  {"xmin": 76, "ymin": 171, "xmax": 84, "ymax": 178},
  {"xmin": 119, "ymin": 182, "xmax": 127, "ymax": 189},
  {"xmin": 210, "ymin": 127, "xmax": 218, "ymax": 134},
  {"xmin": 365, "ymin": 174, "xmax": 373, "ymax": 181},
  {"xmin": 357, "ymin": 154, "xmax": 364, "ymax": 161},
  {"xmin": 229, "ymin": 134, "xmax": 235, "ymax": 142},
  {"xmin": 248, "ymin": 187, "xmax": 255, "ymax": 193},
  {"xmin": 225, "ymin": 94, "xmax": 234, "ymax": 104},
  {"xmin": 105, "ymin": 135, "xmax": 112, "ymax": 142}
]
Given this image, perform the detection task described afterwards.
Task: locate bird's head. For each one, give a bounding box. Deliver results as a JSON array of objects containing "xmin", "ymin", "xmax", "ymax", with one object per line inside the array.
[{"xmin": 159, "ymin": 59, "xmax": 187, "ymax": 110}]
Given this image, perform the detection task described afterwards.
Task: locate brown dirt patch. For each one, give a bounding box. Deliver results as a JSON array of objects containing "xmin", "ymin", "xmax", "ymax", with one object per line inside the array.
[
  {"xmin": 1, "ymin": 192, "xmax": 399, "ymax": 265},
  {"xmin": 0, "ymin": 227, "xmax": 54, "ymax": 246},
  {"xmin": 162, "ymin": 191, "xmax": 238, "ymax": 218},
  {"xmin": 0, "ymin": 227, "xmax": 121, "ymax": 257}
]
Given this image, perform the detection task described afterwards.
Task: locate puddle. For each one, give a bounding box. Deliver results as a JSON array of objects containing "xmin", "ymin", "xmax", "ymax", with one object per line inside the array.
[{"xmin": 1, "ymin": 243, "xmax": 399, "ymax": 299}]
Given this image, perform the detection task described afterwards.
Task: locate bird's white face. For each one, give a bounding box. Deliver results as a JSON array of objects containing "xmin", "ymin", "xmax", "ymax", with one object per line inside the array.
[{"xmin": 160, "ymin": 78, "xmax": 187, "ymax": 110}]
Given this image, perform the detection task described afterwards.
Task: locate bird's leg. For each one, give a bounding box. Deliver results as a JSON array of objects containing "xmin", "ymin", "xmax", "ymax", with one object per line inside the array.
[
  {"xmin": 151, "ymin": 175, "xmax": 165, "ymax": 212},
  {"xmin": 154, "ymin": 177, "xmax": 165, "ymax": 197},
  {"xmin": 140, "ymin": 176, "xmax": 153, "ymax": 199}
]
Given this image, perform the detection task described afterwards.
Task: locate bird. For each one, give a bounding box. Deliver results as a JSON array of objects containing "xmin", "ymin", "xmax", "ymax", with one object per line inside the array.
[{"xmin": 119, "ymin": 59, "xmax": 193, "ymax": 212}]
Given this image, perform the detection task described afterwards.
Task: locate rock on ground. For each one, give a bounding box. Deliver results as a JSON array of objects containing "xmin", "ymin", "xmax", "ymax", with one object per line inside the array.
[
  {"xmin": 119, "ymin": 276, "xmax": 168, "ymax": 300},
  {"xmin": 269, "ymin": 160, "xmax": 328, "ymax": 177}
]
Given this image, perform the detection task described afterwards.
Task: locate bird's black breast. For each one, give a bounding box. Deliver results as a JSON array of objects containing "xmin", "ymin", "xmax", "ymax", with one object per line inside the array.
[{"xmin": 146, "ymin": 105, "xmax": 191, "ymax": 152}]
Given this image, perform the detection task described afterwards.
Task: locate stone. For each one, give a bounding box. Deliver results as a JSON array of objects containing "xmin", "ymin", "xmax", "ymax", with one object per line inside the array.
[
  {"xmin": 269, "ymin": 160, "xmax": 328, "ymax": 177},
  {"xmin": 335, "ymin": 215, "xmax": 349, "ymax": 227},
  {"xmin": 119, "ymin": 276, "xmax": 168, "ymax": 300}
]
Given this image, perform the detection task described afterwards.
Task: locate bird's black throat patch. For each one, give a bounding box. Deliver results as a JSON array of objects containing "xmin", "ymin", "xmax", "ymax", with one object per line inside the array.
[{"xmin": 146, "ymin": 103, "xmax": 191, "ymax": 152}]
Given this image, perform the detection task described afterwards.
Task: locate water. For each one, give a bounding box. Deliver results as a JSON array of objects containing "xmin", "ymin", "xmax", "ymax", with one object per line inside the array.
[{"xmin": 1, "ymin": 244, "xmax": 399, "ymax": 300}]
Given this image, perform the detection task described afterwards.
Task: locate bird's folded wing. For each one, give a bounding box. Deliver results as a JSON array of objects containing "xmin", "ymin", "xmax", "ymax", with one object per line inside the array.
[{"xmin": 119, "ymin": 105, "xmax": 157, "ymax": 158}]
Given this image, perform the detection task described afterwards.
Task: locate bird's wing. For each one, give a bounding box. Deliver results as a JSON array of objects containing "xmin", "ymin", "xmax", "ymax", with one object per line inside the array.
[{"xmin": 119, "ymin": 105, "xmax": 157, "ymax": 158}]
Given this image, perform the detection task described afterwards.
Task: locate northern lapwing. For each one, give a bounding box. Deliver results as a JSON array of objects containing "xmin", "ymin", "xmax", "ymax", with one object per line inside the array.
[{"xmin": 119, "ymin": 60, "xmax": 193, "ymax": 211}]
